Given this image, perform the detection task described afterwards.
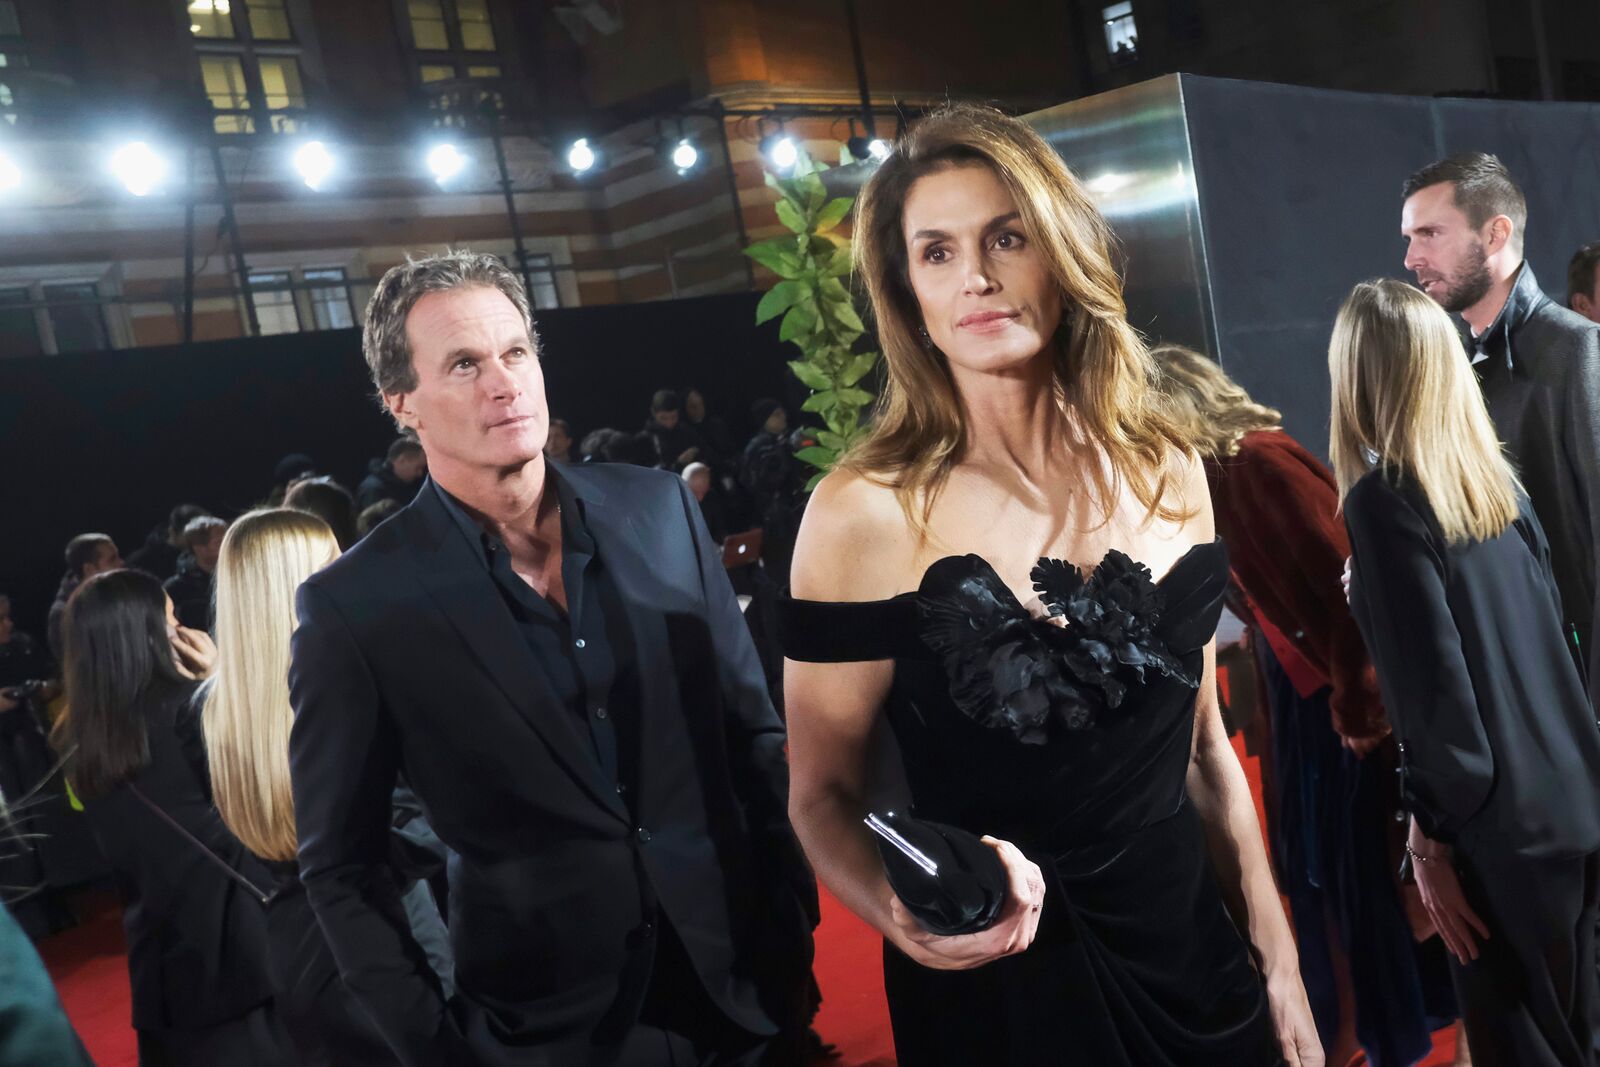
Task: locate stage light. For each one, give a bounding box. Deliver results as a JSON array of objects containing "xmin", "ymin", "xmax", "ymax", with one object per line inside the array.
[
  {"xmin": 0, "ymin": 148, "xmax": 20, "ymax": 193},
  {"xmin": 110, "ymin": 141, "xmax": 169, "ymax": 197},
  {"xmin": 763, "ymin": 134, "xmax": 798, "ymax": 171},
  {"xmin": 293, "ymin": 140, "xmax": 334, "ymax": 190},
  {"xmin": 846, "ymin": 134, "xmax": 891, "ymax": 164},
  {"xmin": 567, "ymin": 137, "xmax": 596, "ymax": 173},
  {"xmin": 427, "ymin": 143, "xmax": 466, "ymax": 186},
  {"xmin": 670, "ymin": 138, "xmax": 698, "ymax": 173}
]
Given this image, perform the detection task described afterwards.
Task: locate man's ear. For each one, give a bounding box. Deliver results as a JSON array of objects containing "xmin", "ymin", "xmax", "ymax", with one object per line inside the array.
[
  {"xmin": 1575, "ymin": 292, "xmax": 1595, "ymax": 318},
  {"xmin": 386, "ymin": 391, "xmax": 420, "ymax": 433},
  {"xmin": 1486, "ymin": 214, "xmax": 1515, "ymax": 256}
]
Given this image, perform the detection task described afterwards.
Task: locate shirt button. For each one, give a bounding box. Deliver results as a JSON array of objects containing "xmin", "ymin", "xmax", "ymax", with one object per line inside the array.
[
  {"xmin": 575, "ymin": 638, "xmax": 586, "ymax": 649},
  {"xmin": 636, "ymin": 827, "xmax": 651, "ymax": 843},
  {"xmin": 595, "ymin": 707, "xmax": 608, "ymax": 719},
  {"xmin": 641, "ymin": 920, "xmax": 655, "ymax": 937},
  {"xmin": 616, "ymin": 783, "xmax": 626, "ymax": 795}
]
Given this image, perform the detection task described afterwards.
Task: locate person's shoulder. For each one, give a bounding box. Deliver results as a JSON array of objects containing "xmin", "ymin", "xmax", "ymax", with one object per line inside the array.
[
  {"xmin": 791, "ymin": 468, "xmax": 911, "ymax": 601},
  {"xmin": 565, "ymin": 460, "xmax": 682, "ymax": 500},
  {"xmin": 302, "ymin": 496, "xmax": 420, "ymax": 597}
]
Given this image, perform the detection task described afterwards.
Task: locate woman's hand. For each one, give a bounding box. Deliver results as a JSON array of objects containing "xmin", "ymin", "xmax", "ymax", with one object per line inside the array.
[
  {"xmin": 886, "ymin": 836, "xmax": 1045, "ymax": 971},
  {"xmin": 1412, "ymin": 843, "xmax": 1489, "ymax": 964},
  {"xmin": 1338, "ymin": 732, "xmax": 1387, "ymax": 758},
  {"xmin": 1264, "ymin": 967, "xmax": 1324, "ymax": 1067},
  {"xmin": 170, "ymin": 625, "xmax": 217, "ymax": 680}
]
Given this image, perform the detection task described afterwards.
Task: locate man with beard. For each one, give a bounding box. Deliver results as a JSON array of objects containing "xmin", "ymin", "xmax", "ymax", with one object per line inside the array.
[{"xmin": 1402, "ymin": 152, "xmax": 1600, "ymax": 701}]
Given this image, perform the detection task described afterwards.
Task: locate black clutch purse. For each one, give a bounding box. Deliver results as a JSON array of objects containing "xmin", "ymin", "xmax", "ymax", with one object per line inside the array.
[{"xmin": 865, "ymin": 810, "xmax": 1007, "ymax": 936}]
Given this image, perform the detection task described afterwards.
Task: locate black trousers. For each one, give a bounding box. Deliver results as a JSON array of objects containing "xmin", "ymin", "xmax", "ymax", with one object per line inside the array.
[{"xmin": 1449, "ymin": 846, "xmax": 1600, "ymax": 1067}]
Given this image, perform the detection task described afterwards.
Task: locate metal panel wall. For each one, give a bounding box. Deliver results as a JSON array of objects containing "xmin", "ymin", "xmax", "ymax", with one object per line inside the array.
[{"xmin": 1027, "ymin": 76, "xmax": 1217, "ymax": 358}]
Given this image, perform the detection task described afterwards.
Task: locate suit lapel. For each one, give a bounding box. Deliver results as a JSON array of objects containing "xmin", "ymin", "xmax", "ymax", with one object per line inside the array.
[{"xmin": 402, "ymin": 483, "xmax": 628, "ymax": 823}]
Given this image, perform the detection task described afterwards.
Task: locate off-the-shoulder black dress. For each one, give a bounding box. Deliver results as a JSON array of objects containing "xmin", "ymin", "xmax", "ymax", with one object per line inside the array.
[{"xmin": 780, "ymin": 540, "xmax": 1281, "ymax": 1066}]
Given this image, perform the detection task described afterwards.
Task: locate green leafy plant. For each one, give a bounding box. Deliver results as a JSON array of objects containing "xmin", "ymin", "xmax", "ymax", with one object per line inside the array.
[{"xmin": 745, "ymin": 149, "xmax": 877, "ymax": 491}]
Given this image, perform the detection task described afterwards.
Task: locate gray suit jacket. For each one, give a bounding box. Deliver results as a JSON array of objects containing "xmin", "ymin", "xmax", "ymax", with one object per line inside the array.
[{"xmin": 1471, "ymin": 262, "xmax": 1600, "ymax": 701}]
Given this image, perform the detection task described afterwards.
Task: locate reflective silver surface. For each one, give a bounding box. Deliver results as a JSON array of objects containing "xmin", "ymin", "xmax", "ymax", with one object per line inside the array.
[{"xmin": 1026, "ymin": 75, "xmax": 1215, "ymax": 356}]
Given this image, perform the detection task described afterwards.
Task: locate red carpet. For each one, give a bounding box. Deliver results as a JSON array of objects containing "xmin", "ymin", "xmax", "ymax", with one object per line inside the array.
[{"xmin": 38, "ymin": 741, "xmax": 1456, "ymax": 1066}]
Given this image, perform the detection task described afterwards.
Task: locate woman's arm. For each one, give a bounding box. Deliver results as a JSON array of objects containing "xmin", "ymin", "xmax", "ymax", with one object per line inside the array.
[
  {"xmin": 786, "ymin": 472, "xmax": 1045, "ymax": 971},
  {"xmin": 1179, "ymin": 457, "xmax": 1322, "ymax": 1066}
]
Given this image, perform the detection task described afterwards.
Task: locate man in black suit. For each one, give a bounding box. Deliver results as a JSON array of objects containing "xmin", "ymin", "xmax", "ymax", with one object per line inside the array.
[{"xmin": 287, "ymin": 252, "xmax": 815, "ymax": 1066}]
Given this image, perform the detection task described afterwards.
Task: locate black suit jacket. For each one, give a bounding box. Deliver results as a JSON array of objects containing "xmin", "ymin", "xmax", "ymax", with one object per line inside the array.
[
  {"xmin": 1346, "ymin": 470, "xmax": 1600, "ymax": 858},
  {"xmin": 288, "ymin": 462, "xmax": 812, "ymax": 1066},
  {"xmin": 79, "ymin": 684, "xmax": 278, "ymax": 1034}
]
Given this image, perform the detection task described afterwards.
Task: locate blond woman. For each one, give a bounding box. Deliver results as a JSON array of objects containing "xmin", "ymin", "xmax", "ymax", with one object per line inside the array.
[
  {"xmin": 204, "ymin": 509, "xmax": 449, "ymax": 1066},
  {"xmin": 1333, "ymin": 278, "xmax": 1600, "ymax": 1066},
  {"xmin": 780, "ymin": 104, "xmax": 1318, "ymax": 1066}
]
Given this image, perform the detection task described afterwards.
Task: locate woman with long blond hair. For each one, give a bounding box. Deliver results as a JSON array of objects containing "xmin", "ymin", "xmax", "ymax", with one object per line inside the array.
[
  {"xmin": 1154, "ymin": 344, "xmax": 1458, "ymax": 1067},
  {"xmin": 1333, "ymin": 278, "xmax": 1600, "ymax": 1066},
  {"xmin": 203, "ymin": 509, "xmax": 450, "ymax": 1066},
  {"xmin": 779, "ymin": 104, "xmax": 1319, "ymax": 1065}
]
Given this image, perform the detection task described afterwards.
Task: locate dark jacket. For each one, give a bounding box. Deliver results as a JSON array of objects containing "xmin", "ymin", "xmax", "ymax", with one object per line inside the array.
[
  {"xmin": 1469, "ymin": 262, "xmax": 1600, "ymax": 701},
  {"xmin": 78, "ymin": 684, "xmax": 279, "ymax": 1033},
  {"xmin": 46, "ymin": 574, "xmax": 78, "ymax": 665},
  {"xmin": 287, "ymin": 464, "xmax": 813, "ymax": 1066},
  {"xmin": 163, "ymin": 556, "xmax": 214, "ymax": 632},
  {"xmin": 642, "ymin": 417, "xmax": 703, "ymax": 471},
  {"xmin": 1205, "ymin": 430, "xmax": 1386, "ymax": 741},
  {"xmin": 261, "ymin": 811, "xmax": 451, "ymax": 1067},
  {"xmin": 357, "ymin": 461, "xmax": 423, "ymax": 512},
  {"xmin": 126, "ymin": 524, "xmax": 183, "ymax": 583},
  {"xmin": 1345, "ymin": 471, "xmax": 1600, "ymax": 857}
]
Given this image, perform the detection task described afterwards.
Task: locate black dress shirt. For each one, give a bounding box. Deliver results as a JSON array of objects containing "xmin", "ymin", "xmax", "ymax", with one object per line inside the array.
[{"xmin": 433, "ymin": 470, "xmax": 642, "ymax": 797}]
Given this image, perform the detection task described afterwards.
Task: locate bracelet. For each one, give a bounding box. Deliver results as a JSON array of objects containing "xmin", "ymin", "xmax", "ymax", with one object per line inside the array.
[{"xmin": 1404, "ymin": 844, "xmax": 1442, "ymax": 865}]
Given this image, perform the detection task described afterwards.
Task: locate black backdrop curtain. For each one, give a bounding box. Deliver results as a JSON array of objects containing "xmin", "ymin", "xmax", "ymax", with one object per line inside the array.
[{"xmin": 0, "ymin": 291, "xmax": 796, "ymax": 636}]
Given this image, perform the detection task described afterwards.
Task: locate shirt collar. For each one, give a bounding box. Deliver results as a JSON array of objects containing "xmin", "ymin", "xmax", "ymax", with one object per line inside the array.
[
  {"xmin": 429, "ymin": 461, "xmax": 592, "ymax": 569},
  {"xmin": 1469, "ymin": 261, "xmax": 1547, "ymax": 371}
]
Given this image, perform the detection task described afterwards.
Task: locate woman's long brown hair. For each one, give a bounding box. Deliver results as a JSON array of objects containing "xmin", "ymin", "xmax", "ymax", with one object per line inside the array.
[{"xmin": 845, "ymin": 103, "xmax": 1193, "ymax": 535}]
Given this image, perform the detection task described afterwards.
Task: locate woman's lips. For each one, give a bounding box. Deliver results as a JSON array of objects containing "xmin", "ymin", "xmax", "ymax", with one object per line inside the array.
[{"xmin": 958, "ymin": 311, "xmax": 1018, "ymax": 333}]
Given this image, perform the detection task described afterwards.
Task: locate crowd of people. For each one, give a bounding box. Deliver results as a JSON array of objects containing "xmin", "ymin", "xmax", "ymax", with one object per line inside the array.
[{"xmin": 1, "ymin": 101, "xmax": 1598, "ymax": 1067}]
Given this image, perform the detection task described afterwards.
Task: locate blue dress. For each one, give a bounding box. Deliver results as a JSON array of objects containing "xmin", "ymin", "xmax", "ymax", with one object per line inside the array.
[{"xmin": 781, "ymin": 540, "xmax": 1281, "ymax": 1066}]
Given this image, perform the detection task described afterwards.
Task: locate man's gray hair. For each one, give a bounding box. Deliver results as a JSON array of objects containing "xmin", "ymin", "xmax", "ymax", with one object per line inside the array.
[{"xmin": 361, "ymin": 250, "xmax": 535, "ymax": 400}]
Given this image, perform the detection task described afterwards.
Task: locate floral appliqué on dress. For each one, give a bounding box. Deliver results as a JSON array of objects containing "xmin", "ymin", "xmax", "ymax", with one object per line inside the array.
[{"xmin": 917, "ymin": 550, "xmax": 1196, "ymax": 744}]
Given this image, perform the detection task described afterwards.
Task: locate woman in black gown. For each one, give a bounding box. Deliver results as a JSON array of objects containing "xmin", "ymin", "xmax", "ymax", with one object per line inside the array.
[
  {"xmin": 780, "ymin": 104, "xmax": 1319, "ymax": 1066},
  {"xmin": 1332, "ymin": 279, "xmax": 1600, "ymax": 1066}
]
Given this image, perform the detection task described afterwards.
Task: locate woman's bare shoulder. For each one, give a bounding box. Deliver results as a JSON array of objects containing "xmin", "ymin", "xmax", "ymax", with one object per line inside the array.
[{"xmin": 790, "ymin": 468, "xmax": 917, "ymax": 602}]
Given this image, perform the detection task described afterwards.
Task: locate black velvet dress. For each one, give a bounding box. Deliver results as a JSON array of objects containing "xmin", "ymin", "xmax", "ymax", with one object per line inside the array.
[{"xmin": 780, "ymin": 540, "xmax": 1281, "ymax": 1066}]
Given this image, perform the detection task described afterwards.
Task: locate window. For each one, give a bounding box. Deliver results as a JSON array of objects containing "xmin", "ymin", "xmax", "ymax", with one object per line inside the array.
[
  {"xmin": 305, "ymin": 268, "xmax": 355, "ymax": 330},
  {"xmin": 201, "ymin": 54, "xmax": 253, "ymax": 133},
  {"xmin": 456, "ymin": 0, "xmax": 495, "ymax": 51},
  {"xmin": 1102, "ymin": 2, "xmax": 1139, "ymax": 66},
  {"xmin": 258, "ymin": 55, "xmax": 305, "ymax": 131},
  {"xmin": 43, "ymin": 283, "xmax": 109, "ymax": 354},
  {"xmin": 187, "ymin": 0, "xmax": 308, "ymax": 133},
  {"xmin": 246, "ymin": 0, "xmax": 292, "ymax": 40},
  {"xmin": 521, "ymin": 254, "xmax": 559, "ymax": 310},
  {"xmin": 248, "ymin": 271, "xmax": 301, "ymax": 335},
  {"xmin": 188, "ymin": 0, "xmax": 234, "ymax": 38},
  {"xmin": 0, "ymin": 286, "xmax": 41, "ymax": 358},
  {"xmin": 408, "ymin": 0, "xmax": 450, "ymax": 49},
  {"xmin": 404, "ymin": 0, "xmax": 503, "ymax": 91}
]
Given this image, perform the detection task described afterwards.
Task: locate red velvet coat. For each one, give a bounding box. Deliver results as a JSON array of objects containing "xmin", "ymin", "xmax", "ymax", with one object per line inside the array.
[{"xmin": 1205, "ymin": 430, "xmax": 1387, "ymax": 742}]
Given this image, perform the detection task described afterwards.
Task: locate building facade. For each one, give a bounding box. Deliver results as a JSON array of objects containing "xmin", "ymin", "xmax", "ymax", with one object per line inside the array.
[{"xmin": 0, "ymin": 0, "xmax": 1590, "ymax": 356}]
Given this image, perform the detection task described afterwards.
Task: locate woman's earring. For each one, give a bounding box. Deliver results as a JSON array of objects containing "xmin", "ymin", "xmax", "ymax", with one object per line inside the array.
[{"xmin": 918, "ymin": 325, "xmax": 935, "ymax": 351}]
